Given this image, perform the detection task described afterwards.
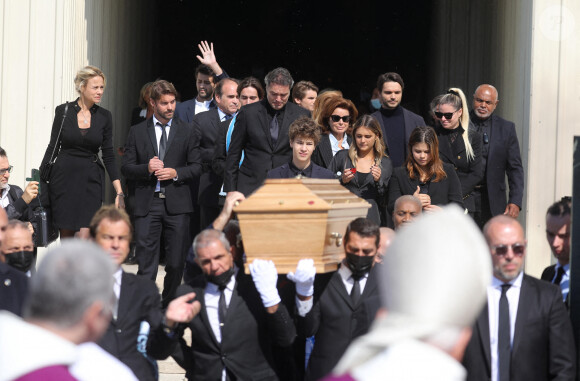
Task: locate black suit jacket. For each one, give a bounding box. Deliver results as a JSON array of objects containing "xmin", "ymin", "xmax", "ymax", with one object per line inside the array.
[
  {"xmin": 463, "ymin": 275, "xmax": 576, "ymax": 381},
  {"xmin": 541, "ymin": 264, "xmax": 557, "ymax": 282},
  {"xmin": 151, "ymin": 272, "xmax": 296, "ymax": 381},
  {"xmin": 223, "ymin": 100, "xmax": 310, "ymax": 196},
  {"xmin": 437, "ymin": 127, "xmax": 484, "ymax": 212},
  {"xmin": 267, "ymin": 163, "xmax": 336, "ymax": 179},
  {"xmin": 174, "ymin": 72, "xmax": 229, "ymax": 124},
  {"xmin": 121, "ymin": 117, "xmax": 200, "ymax": 216},
  {"xmin": 99, "ymin": 272, "xmax": 163, "ymax": 381},
  {"xmin": 473, "ymin": 113, "xmax": 524, "ymax": 215},
  {"xmin": 0, "ymin": 262, "xmax": 28, "ymax": 316},
  {"xmin": 371, "ymin": 107, "xmax": 425, "ymax": 158},
  {"xmin": 298, "ymin": 265, "xmax": 381, "ymax": 381},
  {"xmin": 192, "ymin": 109, "xmax": 226, "ymax": 206},
  {"xmin": 311, "ymin": 134, "xmax": 353, "ymax": 169},
  {"xmin": 387, "ymin": 163, "xmax": 464, "ymax": 212}
]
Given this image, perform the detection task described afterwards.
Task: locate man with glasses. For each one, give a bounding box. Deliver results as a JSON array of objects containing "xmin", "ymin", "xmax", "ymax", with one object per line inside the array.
[
  {"xmin": 463, "ymin": 215, "xmax": 575, "ymax": 381},
  {"xmin": 224, "ymin": 67, "xmax": 310, "ymax": 196},
  {"xmin": 470, "ymin": 85, "xmax": 524, "ymax": 228},
  {"xmin": 0, "ymin": 147, "xmax": 38, "ymax": 224},
  {"xmin": 370, "ymin": 72, "xmax": 425, "ymax": 168}
]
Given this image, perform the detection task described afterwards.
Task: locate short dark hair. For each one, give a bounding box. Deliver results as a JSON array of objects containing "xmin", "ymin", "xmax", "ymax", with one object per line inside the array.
[
  {"xmin": 288, "ymin": 116, "xmax": 322, "ymax": 145},
  {"xmin": 150, "ymin": 80, "xmax": 178, "ymax": 101},
  {"xmin": 292, "ymin": 81, "xmax": 319, "ymax": 101},
  {"xmin": 344, "ymin": 217, "xmax": 380, "ymax": 248},
  {"xmin": 215, "ymin": 78, "xmax": 240, "ymax": 97},
  {"xmin": 89, "ymin": 205, "xmax": 133, "ymax": 241},
  {"xmin": 265, "ymin": 67, "xmax": 294, "ymax": 89},
  {"xmin": 238, "ymin": 77, "xmax": 265, "ymax": 99},
  {"xmin": 0, "ymin": 147, "xmax": 6, "ymax": 158},
  {"xmin": 195, "ymin": 64, "xmax": 216, "ymax": 82},
  {"xmin": 547, "ymin": 197, "xmax": 571, "ymax": 217},
  {"xmin": 377, "ymin": 72, "xmax": 405, "ymax": 92}
]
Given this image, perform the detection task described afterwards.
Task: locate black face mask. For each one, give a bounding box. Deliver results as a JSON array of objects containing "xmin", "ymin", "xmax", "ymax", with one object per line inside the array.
[
  {"xmin": 5, "ymin": 250, "xmax": 34, "ymax": 273},
  {"xmin": 345, "ymin": 253, "xmax": 374, "ymax": 279},
  {"xmin": 207, "ymin": 266, "xmax": 235, "ymax": 289}
]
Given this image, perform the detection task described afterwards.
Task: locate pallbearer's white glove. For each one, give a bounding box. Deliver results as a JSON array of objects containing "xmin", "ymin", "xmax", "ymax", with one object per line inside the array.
[
  {"xmin": 287, "ymin": 259, "xmax": 316, "ymax": 297},
  {"xmin": 249, "ymin": 259, "xmax": 281, "ymax": 308}
]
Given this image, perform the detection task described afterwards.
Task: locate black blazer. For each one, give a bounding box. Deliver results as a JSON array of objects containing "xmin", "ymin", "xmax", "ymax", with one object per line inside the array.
[
  {"xmin": 541, "ymin": 264, "xmax": 569, "ymax": 307},
  {"xmin": 463, "ymin": 275, "xmax": 576, "ymax": 381},
  {"xmin": 0, "ymin": 262, "xmax": 28, "ymax": 316},
  {"xmin": 121, "ymin": 117, "xmax": 200, "ymax": 216},
  {"xmin": 192, "ymin": 109, "xmax": 225, "ymax": 207},
  {"xmin": 311, "ymin": 134, "xmax": 353, "ymax": 169},
  {"xmin": 472, "ymin": 112, "xmax": 524, "ymax": 215},
  {"xmin": 371, "ymin": 107, "xmax": 425, "ymax": 158},
  {"xmin": 223, "ymin": 100, "xmax": 310, "ymax": 196},
  {"xmin": 150, "ymin": 272, "xmax": 296, "ymax": 381},
  {"xmin": 387, "ymin": 163, "xmax": 464, "ymax": 212},
  {"xmin": 298, "ymin": 265, "xmax": 381, "ymax": 381},
  {"xmin": 437, "ymin": 126, "xmax": 484, "ymax": 212},
  {"xmin": 98, "ymin": 272, "xmax": 163, "ymax": 381},
  {"xmin": 267, "ymin": 163, "xmax": 336, "ymax": 179}
]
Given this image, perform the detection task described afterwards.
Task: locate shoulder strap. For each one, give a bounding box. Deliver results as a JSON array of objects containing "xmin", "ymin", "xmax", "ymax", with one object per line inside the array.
[{"xmin": 48, "ymin": 102, "xmax": 69, "ymax": 164}]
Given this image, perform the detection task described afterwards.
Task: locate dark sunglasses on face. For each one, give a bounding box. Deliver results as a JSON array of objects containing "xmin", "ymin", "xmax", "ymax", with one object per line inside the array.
[
  {"xmin": 330, "ymin": 115, "xmax": 351, "ymax": 123},
  {"xmin": 434, "ymin": 110, "xmax": 458, "ymax": 120},
  {"xmin": 0, "ymin": 166, "xmax": 13, "ymax": 176},
  {"xmin": 492, "ymin": 243, "xmax": 526, "ymax": 257}
]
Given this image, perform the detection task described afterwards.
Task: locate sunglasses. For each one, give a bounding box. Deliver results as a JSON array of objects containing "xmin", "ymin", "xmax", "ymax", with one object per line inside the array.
[
  {"xmin": 492, "ymin": 243, "xmax": 526, "ymax": 257},
  {"xmin": 434, "ymin": 110, "xmax": 458, "ymax": 120},
  {"xmin": 0, "ymin": 166, "xmax": 13, "ymax": 176},
  {"xmin": 330, "ymin": 115, "xmax": 351, "ymax": 123}
]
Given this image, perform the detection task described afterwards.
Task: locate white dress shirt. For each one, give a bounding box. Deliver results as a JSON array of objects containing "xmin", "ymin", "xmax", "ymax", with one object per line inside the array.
[
  {"xmin": 329, "ymin": 134, "xmax": 349, "ymax": 156},
  {"xmin": 487, "ymin": 271, "xmax": 523, "ymax": 381},
  {"xmin": 0, "ymin": 184, "xmax": 11, "ymax": 208},
  {"xmin": 195, "ymin": 99, "xmax": 212, "ymax": 115},
  {"xmin": 204, "ymin": 267, "xmax": 238, "ymax": 343},
  {"xmin": 152, "ymin": 115, "xmax": 173, "ymax": 192}
]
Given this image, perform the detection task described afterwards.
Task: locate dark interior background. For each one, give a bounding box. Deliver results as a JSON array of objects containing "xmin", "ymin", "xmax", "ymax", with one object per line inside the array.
[{"xmin": 152, "ymin": 0, "xmax": 433, "ymax": 118}]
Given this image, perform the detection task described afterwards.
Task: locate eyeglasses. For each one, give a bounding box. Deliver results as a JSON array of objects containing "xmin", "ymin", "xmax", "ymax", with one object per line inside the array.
[
  {"xmin": 434, "ymin": 110, "xmax": 458, "ymax": 120},
  {"xmin": 330, "ymin": 115, "xmax": 351, "ymax": 123},
  {"xmin": 0, "ymin": 166, "xmax": 13, "ymax": 176},
  {"xmin": 492, "ymin": 243, "xmax": 526, "ymax": 257}
]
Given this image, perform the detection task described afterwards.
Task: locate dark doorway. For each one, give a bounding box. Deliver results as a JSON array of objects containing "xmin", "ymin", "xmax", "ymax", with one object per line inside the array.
[{"xmin": 154, "ymin": 0, "xmax": 432, "ymax": 118}]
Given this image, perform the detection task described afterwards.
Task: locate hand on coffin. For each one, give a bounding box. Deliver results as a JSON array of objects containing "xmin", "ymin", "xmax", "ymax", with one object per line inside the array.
[
  {"xmin": 249, "ymin": 259, "xmax": 281, "ymax": 308},
  {"xmin": 287, "ymin": 259, "xmax": 315, "ymax": 297}
]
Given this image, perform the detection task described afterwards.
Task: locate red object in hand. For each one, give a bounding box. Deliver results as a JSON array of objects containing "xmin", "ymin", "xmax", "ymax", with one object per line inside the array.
[{"xmin": 349, "ymin": 168, "xmax": 357, "ymax": 174}]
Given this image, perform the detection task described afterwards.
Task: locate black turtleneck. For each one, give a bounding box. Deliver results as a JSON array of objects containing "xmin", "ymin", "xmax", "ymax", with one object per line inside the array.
[{"xmin": 380, "ymin": 106, "xmax": 405, "ymax": 167}]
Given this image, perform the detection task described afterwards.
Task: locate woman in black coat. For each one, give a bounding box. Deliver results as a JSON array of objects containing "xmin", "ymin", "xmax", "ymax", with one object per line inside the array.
[
  {"xmin": 432, "ymin": 88, "xmax": 483, "ymax": 215},
  {"xmin": 329, "ymin": 115, "xmax": 393, "ymax": 225},
  {"xmin": 312, "ymin": 96, "xmax": 358, "ymax": 168},
  {"xmin": 388, "ymin": 126, "xmax": 463, "ymax": 213},
  {"xmin": 40, "ymin": 66, "xmax": 124, "ymax": 239}
]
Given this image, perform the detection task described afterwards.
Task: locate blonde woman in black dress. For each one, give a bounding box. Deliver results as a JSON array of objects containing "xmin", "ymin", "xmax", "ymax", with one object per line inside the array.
[{"xmin": 41, "ymin": 66, "xmax": 124, "ymax": 239}]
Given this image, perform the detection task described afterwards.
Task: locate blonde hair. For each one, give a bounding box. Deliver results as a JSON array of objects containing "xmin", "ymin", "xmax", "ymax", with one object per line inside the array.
[
  {"xmin": 437, "ymin": 88, "xmax": 474, "ymax": 161},
  {"xmin": 74, "ymin": 65, "xmax": 106, "ymax": 94},
  {"xmin": 348, "ymin": 115, "xmax": 386, "ymax": 168}
]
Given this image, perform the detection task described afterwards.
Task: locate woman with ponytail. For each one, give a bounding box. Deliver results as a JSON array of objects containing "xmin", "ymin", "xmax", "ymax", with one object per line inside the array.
[{"xmin": 432, "ymin": 88, "xmax": 483, "ymax": 216}]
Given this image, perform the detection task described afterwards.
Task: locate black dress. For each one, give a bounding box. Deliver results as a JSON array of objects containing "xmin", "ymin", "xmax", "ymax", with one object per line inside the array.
[{"xmin": 40, "ymin": 99, "xmax": 119, "ymax": 230}]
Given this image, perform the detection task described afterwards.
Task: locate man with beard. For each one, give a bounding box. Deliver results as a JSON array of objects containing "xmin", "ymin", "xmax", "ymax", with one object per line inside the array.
[
  {"xmin": 151, "ymin": 229, "xmax": 296, "ymax": 380},
  {"xmin": 289, "ymin": 217, "xmax": 381, "ymax": 381},
  {"xmin": 463, "ymin": 215, "xmax": 575, "ymax": 381},
  {"xmin": 0, "ymin": 220, "xmax": 34, "ymax": 276}
]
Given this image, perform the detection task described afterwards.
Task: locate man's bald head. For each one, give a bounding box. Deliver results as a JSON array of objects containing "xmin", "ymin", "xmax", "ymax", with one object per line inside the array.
[
  {"xmin": 473, "ymin": 84, "xmax": 499, "ymax": 120},
  {"xmin": 393, "ymin": 195, "xmax": 422, "ymax": 230}
]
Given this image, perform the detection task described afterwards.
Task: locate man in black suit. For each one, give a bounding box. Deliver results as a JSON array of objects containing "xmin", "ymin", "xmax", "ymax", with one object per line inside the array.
[
  {"xmin": 150, "ymin": 229, "xmax": 296, "ymax": 380},
  {"xmin": 0, "ymin": 208, "xmax": 28, "ymax": 316},
  {"xmin": 463, "ymin": 215, "xmax": 576, "ymax": 381},
  {"xmin": 541, "ymin": 197, "xmax": 571, "ymax": 303},
  {"xmin": 370, "ymin": 72, "xmax": 425, "ymax": 168},
  {"xmin": 121, "ymin": 80, "xmax": 200, "ymax": 307},
  {"xmin": 470, "ymin": 84, "xmax": 524, "ymax": 228},
  {"xmin": 289, "ymin": 218, "xmax": 381, "ymax": 381},
  {"xmin": 224, "ymin": 67, "xmax": 310, "ymax": 196},
  {"xmin": 193, "ymin": 78, "xmax": 240, "ymax": 228}
]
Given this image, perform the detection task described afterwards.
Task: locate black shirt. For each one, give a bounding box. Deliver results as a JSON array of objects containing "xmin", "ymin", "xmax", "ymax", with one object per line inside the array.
[
  {"xmin": 288, "ymin": 161, "xmax": 313, "ymax": 178},
  {"xmin": 380, "ymin": 106, "xmax": 406, "ymax": 167}
]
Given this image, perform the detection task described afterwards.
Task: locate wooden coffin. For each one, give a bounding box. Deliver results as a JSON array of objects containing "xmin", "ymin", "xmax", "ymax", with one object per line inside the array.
[{"xmin": 234, "ymin": 178, "xmax": 371, "ymax": 273}]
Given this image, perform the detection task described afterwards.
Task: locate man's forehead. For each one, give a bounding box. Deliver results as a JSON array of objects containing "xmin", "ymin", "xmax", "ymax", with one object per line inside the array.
[
  {"xmin": 3, "ymin": 228, "xmax": 33, "ymax": 244},
  {"xmin": 97, "ymin": 218, "xmax": 131, "ymax": 234},
  {"xmin": 396, "ymin": 201, "xmax": 421, "ymax": 212}
]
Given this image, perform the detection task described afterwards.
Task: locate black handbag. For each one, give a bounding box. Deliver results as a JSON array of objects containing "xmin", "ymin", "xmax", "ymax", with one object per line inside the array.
[{"xmin": 40, "ymin": 102, "xmax": 68, "ymax": 183}]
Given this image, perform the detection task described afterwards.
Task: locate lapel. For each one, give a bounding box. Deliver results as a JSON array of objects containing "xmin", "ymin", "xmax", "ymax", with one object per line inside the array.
[
  {"xmin": 512, "ymin": 275, "xmax": 532, "ymax": 355},
  {"xmin": 259, "ymin": 101, "xmax": 274, "ymax": 149},
  {"xmin": 476, "ymin": 304, "xmax": 491, "ymax": 372},
  {"xmin": 361, "ymin": 266, "xmax": 378, "ymax": 300},
  {"xmin": 438, "ymin": 133, "xmax": 456, "ymax": 164},
  {"xmin": 146, "ymin": 118, "xmax": 158, "ymax": 156},
  {"xmin": 329, "ymin": 269, "xmax": 356, "ymax": 310},
  {"xmin": 116, "ymin": 271, "xmax": 136, "ymax": 323},
  {"xmin": 197, "ymin": 287, "xmax": 220, "ymax": 348},
  {"xmin": 486, "ymin": 115, "xmax": 499, "ymax": 161},
  {"xmin": 165, "ymin": 118, "xmax": 180, "ymax": 154},
  {"xmin": 320, "ymin": 135, "xmax": 334, "ymax": 167},
  {"xmin": 276, "ymin": 106, "xmax": 294, "ymax": 151}
]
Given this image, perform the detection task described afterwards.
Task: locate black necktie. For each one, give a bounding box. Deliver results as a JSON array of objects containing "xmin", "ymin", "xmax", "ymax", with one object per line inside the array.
[
  {"xmin": 157, "ymin": 122, "xmax": 167, "ymax": 160},
  {"xmin": 270, "ymin": 113, "xmax": 279, "ymax": 147},
  {"xmin": 351, "ymin": 276, "xmax": 361, "ymax": 305},
  {"xmin": 554, "ymin": 266, "xmax": 566, "ymax": 285},
  {"xmin": 218, "ymin": 285, "xmax": 227, "ymax": 332},
  {"xmin": 224, "ymin": 114, "xmax": 233, "ymax": 121},
  {"xmin": 499, "ymin": 283, "xmax": 511, "ymax": 381}
]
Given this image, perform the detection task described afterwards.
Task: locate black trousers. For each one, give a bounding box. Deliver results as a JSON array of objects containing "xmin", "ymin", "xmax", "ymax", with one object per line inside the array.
[
  {"xmin": 134, "ymin": 197, "xmax": 190, "ymax": 306},
  {"xmin": 473, "ymin": 187, "xmax": 493, "ymax": 230}
]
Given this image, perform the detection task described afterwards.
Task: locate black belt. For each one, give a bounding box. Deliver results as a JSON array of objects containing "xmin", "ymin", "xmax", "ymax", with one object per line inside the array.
[{"xmin": 154, "ymin": 192, "xmax": 166, "ymax": 199}]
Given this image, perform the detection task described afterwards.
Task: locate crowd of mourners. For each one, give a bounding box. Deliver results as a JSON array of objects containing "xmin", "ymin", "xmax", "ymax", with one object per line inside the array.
[{"xmin": 0, "ymin": 41, "xmax": 576, "ymax": 381}]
